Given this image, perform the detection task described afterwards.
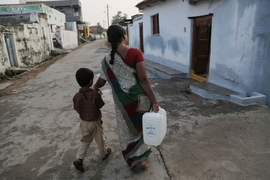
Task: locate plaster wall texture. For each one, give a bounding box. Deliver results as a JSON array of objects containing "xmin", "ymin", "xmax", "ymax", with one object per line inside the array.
[
  {"xmin": 0, "ymin": 38, "xmax": 9, "ymax": 73},
  {"xmin": 137, "ymin": 0, "xmax": 270, "ymax": 106},
  {"xmin": 208, "ymin": 0, "xmax": 270, "ymax": 106},
  {"xmin": 0, "ymin": 14, "xmax": 50, "ymax": 73},
  {"xmin": 13, "ymin": 17, "xmax": 50, "ymax": 66},
  {"xmin": 0, "ymin": 15, "xmax": 34, "ymax": 26}
]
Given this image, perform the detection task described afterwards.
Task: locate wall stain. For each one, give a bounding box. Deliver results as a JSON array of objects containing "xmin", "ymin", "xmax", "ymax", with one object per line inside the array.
[
  {"xmin": 251, "ymin": 0, "xmax": 270, "ymax": 106},
  {"xmin": 145, "ymin": 35, "xmax": 166, "ymax": 56},
  {"xmin": 167, "ymin": 38, "xmax": 179, "ymax": 55}
]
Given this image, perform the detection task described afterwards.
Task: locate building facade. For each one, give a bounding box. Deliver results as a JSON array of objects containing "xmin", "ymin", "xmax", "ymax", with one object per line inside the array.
[
  {"xmin": 133, "ymin": 0, "xmax": 270, "ymax": 106},
  {"xmin": 42, "ymin": 0, "xmax": 83, "ymax": 23},
  {"xmin": 0, "ymin": 13, "xmax": 51, "ymax": 73},
  {"xmin": 0, "ymin": 3, "xmax": 67, "ymax": 73}
]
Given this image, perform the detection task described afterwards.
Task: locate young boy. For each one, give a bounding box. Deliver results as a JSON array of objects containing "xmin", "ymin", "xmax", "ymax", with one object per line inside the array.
[{"xmin": 73, "ymin": 68, "xmax": 111, "ymax": 173}]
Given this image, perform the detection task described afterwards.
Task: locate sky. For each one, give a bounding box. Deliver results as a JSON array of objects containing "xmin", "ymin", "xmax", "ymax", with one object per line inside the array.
[{"xmin": 0, "ymin": 0, "xmax": 142, "ymax": 28}]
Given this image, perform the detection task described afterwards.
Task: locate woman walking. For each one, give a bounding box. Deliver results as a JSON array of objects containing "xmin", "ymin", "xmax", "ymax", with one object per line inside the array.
[{"xmin": 94, "ymin": 25, "xmax": 159, "ymax": 171}]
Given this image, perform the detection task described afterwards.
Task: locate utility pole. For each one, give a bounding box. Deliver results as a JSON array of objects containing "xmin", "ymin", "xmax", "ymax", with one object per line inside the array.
[{"xmin": 106, "ymin": 4, "xmax": 109, "ymax": 28}]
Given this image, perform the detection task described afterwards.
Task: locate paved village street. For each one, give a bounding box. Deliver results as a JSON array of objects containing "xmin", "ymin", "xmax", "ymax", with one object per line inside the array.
[{"xmin": 0, "ymin": 40, "xmax": 270, "ymax": 180}]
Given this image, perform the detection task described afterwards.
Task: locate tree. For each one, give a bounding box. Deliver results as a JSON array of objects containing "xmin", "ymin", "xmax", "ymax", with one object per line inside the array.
[{"xmin": 111, "ymin": 11, "xmax": 127, "ymax": 25}]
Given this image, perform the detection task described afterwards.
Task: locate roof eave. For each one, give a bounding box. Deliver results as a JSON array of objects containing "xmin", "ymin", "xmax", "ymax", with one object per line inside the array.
[{"xmin": 136, "ymin": 0, "xmax": 166, "ymax": 10}]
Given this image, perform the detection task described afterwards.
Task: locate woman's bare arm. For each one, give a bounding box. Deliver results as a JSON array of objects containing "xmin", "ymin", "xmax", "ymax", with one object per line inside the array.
[
  {"xmin": 136, "ymin": 61, "xmax": 159, "ymax": 112},
  {"xmin": 93, "ymin": 77, "xmax": 106, "ymax": 92}
]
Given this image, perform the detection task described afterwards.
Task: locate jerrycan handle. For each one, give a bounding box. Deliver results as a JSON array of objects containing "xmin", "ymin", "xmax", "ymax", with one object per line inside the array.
[{"xmin": 150, "ymin": 106, "xmax": 161, "ymax": 113}]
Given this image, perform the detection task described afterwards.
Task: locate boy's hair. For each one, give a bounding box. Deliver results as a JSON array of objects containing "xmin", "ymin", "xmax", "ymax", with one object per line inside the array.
[{"xmin": 75, "ymin": 68, "xmax": 94, "ymax": 87}]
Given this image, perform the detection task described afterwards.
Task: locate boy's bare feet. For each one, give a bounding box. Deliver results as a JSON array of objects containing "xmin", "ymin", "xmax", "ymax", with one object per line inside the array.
[{"xmin": 132, "ymin": 161, "xmax": 150, "ymax": 172}]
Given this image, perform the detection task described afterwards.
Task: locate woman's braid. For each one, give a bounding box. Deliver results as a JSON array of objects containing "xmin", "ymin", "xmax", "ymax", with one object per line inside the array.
[{"xmin": 107, "ymin": 25, "xmax": 126, "ymax": 65}]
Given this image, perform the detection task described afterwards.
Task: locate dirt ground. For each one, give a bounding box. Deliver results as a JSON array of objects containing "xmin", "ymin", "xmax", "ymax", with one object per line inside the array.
[
  {"xmin": 153, "ymin": 79, "xmax": 270, "ymax": 179},
  {"xmin": 0, "ymin": 54, "xmax": 66, "ymax": 99}
]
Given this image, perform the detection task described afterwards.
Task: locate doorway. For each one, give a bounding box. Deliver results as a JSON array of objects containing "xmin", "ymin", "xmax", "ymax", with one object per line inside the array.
[
  {"xmin": 4, "ymin": 33, "xmax": 18, "ymax": 67},
  {"xmin": 139, "ymin": 23, "xmax": 144, "ymax": 53},
  {"xmin": 190, "ymin": 14, "xmax": 213, "ymax": 82}
]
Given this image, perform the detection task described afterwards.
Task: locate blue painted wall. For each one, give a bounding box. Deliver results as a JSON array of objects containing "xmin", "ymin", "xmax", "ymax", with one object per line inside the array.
[{"xmin": 132, "ymin": 0, "xmax": 270, "ymax": 106}]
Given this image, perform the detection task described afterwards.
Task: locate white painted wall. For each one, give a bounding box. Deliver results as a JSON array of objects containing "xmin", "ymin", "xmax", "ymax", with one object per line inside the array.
[
  {"xmin": 135, "ymin": 0, "xmax": 270, "ymax": 106},
  {"xmin": 127, "ymin": 24, "xmax": 133, "ymax": 47},
  {"xmin": 61, "ymin": 30, "xmax": 78, "ymax": 49},
  {"xmin": 130, "ymin": 15, "xmax": 143, "ymax": 49},
  {"xmin": 44, "ymin": 5, "xmax": 65, "ymax": 27},
  {"xmin": 141, "ymin": 0, "xmax": 192, "ymax": 73},
  {"xmin": 0, "ymin": 34, "xmax": 10, "ymax": 73}
]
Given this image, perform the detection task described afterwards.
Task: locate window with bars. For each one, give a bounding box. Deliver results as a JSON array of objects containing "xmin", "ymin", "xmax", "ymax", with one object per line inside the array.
[{"xmin": 152, "ymin": 14, "xmax": 159, "ymax": 35}]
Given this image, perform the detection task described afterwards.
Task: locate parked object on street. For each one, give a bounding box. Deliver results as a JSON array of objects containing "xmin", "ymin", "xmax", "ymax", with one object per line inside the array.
[
  {"xmin": 90, "ymin": 36, "xmax": 96, "ymax": 42},
  {"xmin": 143, "ymin": 107, "xmax": 167, "ymax": 146}
]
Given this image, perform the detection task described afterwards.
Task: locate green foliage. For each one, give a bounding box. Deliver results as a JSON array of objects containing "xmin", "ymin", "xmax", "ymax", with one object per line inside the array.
[
  {"xmin": 0, "ymin": 72, "xmax": 5, "ymax": 80},
  {"xmin": 111, "ymin": 11, "xmax": 127, "ymax": 25},
  {"xmin": 5, "ymin": 69, "xmax": 14, "ymax": 77}
]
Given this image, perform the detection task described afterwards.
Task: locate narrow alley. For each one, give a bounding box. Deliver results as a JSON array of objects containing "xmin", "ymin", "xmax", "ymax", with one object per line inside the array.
[{"xmin": 0, "ymin": 40, "xmax": 269, "ymax": 180}]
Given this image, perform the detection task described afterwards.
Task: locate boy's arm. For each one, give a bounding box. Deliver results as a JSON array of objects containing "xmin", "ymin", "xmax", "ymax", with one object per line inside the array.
[
  {"xmin": 95, "ymin": 92, "xmax": 105, "ymax": 108},
  {"xmin": 93, "ymin": 77, "xmax": 106, "ymax": 93},
  {"xmin": 73, "ymin": 94, "xmax": 80, "ymax": 114}
]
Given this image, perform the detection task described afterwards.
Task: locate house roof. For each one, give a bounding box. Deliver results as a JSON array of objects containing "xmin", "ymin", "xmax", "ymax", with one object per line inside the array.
[
  {"xmin": 135, "ymin": 0, "xmax": 166, "ymax": 10},
  {"xmin": 136, "ymin": 0, "xmax": 201, "ymax": 9},
  {"xmin": 89, "ymin": 25, "xmax": 105, "ymax": 33}
]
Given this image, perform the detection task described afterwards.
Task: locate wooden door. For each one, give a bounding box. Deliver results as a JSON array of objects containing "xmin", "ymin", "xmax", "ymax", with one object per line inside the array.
[
  {"xmin": 139, "ymin": 23, "xmax": 144, "ymax": 53},
  {"xmin": 191, "ymin": 15, "xmax": 212, "ymax": 78}
]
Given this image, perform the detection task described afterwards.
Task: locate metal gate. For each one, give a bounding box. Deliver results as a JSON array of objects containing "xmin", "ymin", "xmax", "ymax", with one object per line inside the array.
[{"xmin": 4, "ymin": 33, "xmax": 18, "ymax": 67}]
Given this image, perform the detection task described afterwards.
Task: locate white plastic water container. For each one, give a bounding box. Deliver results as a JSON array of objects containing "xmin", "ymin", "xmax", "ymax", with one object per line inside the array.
[{"xmin": 142, "ymin": 107, "xmax": 167, "ymax": 146}]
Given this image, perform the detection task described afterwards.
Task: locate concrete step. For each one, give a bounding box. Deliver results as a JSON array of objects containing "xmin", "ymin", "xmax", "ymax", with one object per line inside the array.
[
  {"xmin": 144, "ymin": 59, "xmax": 187, "ymax": 79},
  {"xmin": 144, "ymin": 59, "xmax": 266, "ymax": 106},
  {"xmin": 144, "ymin": 60, "xmax": 231, "ymax": 97},
  {"xmin": 189, "ymin": 80, "xmax": 239, "ymax": 100}
]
